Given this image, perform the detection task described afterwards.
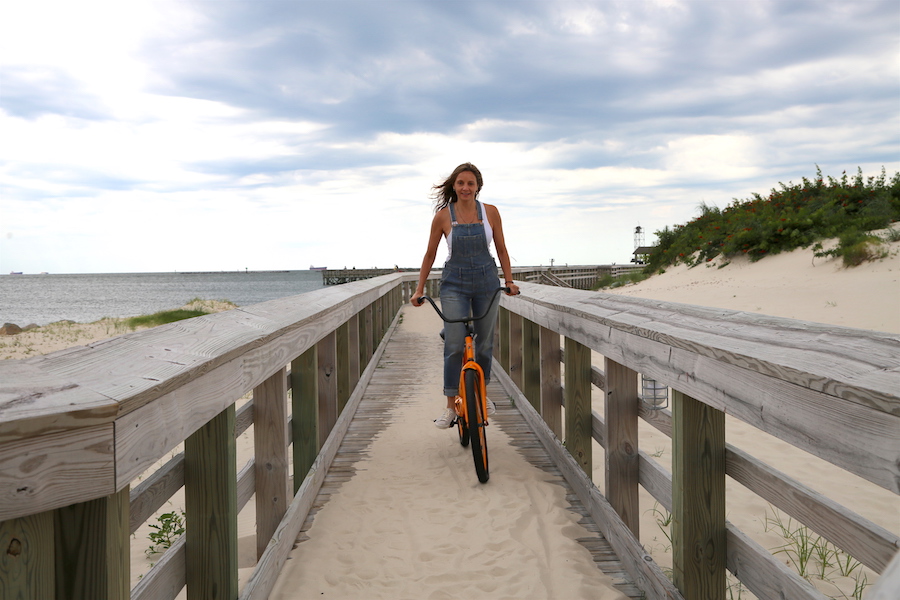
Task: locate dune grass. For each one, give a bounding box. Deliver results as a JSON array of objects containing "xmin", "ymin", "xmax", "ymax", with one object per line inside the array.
[{"xmin": 643, "ymin": 166, "xmax": 900, "ymax": 272}]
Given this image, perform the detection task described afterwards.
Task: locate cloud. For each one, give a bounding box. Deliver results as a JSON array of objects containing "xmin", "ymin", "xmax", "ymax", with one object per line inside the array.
[{"xmin": 1, "ymin": 0, "xmax": 898, "ymax": 274}]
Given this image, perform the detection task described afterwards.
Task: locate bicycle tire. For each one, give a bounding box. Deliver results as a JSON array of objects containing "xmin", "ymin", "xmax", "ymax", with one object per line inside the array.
[
  {"xmin": 464, "ymin": 369, "xmax": 489, "ymax": 483},
  {"xmin": 456, "ymin": 405, "xmax": 470, "ymax": 447}
]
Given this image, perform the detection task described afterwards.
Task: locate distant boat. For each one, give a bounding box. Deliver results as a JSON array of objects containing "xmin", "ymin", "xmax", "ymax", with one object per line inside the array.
[
  {"xmin": 9, "ymin": 271, "xmax": 22, "ymax": 275},
  {"xmin": 309, "ymin": 265, "xmax": 327, "ymax": 271}
]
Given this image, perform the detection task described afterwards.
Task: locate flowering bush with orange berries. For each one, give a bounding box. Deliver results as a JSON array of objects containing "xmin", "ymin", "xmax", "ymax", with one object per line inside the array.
[{"xmin": 644, "ymin": 167, "xmax": 900, "ymax": 273}]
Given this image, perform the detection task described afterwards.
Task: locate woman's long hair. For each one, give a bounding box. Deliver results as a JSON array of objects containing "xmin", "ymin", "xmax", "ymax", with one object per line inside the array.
[{"xmin": 431, "ymin": 162, "xmax": 483, "ymax": 213}]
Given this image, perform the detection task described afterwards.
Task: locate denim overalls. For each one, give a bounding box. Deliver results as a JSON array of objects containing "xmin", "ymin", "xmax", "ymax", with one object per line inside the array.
[{"xmin": 440, "ymin": 200, "xmax": 501, "ymax": 396}]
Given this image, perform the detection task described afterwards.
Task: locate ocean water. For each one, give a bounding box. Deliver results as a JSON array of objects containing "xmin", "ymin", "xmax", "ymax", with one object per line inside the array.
[{"xmin": 0, "ymin": 270, "xmax": 326, "ymax": 326}]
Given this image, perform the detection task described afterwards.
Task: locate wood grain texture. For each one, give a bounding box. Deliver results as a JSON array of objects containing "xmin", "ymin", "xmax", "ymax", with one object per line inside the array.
[
  {"xmin": 0, "ymin": 512, "xmax": 54, "ymax": 599},
  {"xmin": 502, "ymin": 283, "xmax": 900, "ymax": 493},
  {"xmin": 672, "ymin": 390, "xmax": 726, "ymax": 598},
  {"xmin": 605, "ymin": 358, "xmax": 640, "ymax": 536},
  {"xmin": 0, "ymin": 423, "xmax": 114, "ymax": 521},
  {"xmin": 253, "ymin": 368, "xmax": 289, "ymax": 560}
]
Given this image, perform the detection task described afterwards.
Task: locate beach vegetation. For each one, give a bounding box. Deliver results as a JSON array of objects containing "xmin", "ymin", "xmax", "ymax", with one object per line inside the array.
[
  {"xmin": 592, "ymin": 270, "xmax": 650, "ymax": 290},
  {"xmin": 125, "ymin": 309, "xmax": 209, "ymax": 330},
  {"xmin": 145, "ymin": 509, "xmax": 186, "ymax": 557},
  {"xmin": 643, "ymin": 166, "xmax": 900, "ymax": 272}
]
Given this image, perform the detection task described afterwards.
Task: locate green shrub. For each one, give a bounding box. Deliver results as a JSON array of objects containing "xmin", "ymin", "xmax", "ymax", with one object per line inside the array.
[{"xmin": 643, "ymin": 167, "xmax": 900, "ymax": 273}]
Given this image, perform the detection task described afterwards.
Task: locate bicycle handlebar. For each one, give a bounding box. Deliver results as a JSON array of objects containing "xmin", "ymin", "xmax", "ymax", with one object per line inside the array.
[{"xmin": 415, "ymin": 286, "xmax": 515, "ymax": 324}]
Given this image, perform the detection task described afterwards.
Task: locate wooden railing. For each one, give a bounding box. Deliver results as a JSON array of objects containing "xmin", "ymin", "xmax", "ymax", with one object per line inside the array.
[
  {"xmin": 2, "ymin": 272, "xmax": 897, "ymax": 599},
  {"xmin": 0, "ymin": 274, "xmax": 423, "ymax": 599},
  {"xmin": 493, "ymin": 282, "xmax": 900, "ymax": 599}
]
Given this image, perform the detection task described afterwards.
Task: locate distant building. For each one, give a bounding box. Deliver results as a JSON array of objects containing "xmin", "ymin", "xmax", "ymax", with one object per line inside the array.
[{"xmin": 632, "ymin": 246, "xmax": 655, "ymax": 264}]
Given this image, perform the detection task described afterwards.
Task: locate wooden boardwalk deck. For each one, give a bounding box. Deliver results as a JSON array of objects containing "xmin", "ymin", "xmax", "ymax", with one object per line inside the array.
[{"xmin": 270, "ymin": 305, "xmax": 643, "ymax": 598}]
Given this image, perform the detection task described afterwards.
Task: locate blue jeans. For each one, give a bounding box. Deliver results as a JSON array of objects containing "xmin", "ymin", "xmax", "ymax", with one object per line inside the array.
[{"xmin": 440, "ymin": 269, "xmax": 500, "ymax": 396}]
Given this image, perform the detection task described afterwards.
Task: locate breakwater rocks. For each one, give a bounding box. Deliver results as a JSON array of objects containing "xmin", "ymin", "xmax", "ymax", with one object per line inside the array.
[{"xmin": 1, "ymin": 323, "xmax": 39, "ymax": 335}]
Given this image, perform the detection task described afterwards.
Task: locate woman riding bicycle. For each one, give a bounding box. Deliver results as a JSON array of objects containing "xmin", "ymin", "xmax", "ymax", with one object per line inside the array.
[{"xmin": 410, "ymin": 163, "xmax": 520, "ymax": 428}]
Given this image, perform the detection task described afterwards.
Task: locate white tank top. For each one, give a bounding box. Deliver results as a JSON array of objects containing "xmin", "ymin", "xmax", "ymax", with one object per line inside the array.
[{"xmin": 445, "ymin": 201, "xmax": 493, "ymax": 255}]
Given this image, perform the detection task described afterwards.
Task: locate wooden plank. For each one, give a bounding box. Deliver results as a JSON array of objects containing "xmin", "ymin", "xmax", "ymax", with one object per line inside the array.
[
  {"xmin": 672, "ymin": 390, "xmax": 726, "ymax": 599},
  {"xmin": 184, "ymin": 406, "xmax": 238, "ymax": 600},
  {"xmin": 316, "ymin": 331, "xmax": 337, "ymax": 448},
  {"xmin": 129, "ymin": 451, "xmax": 184, "ymax": 535},
  {"xmin": 868, "ymin": 549, "xmax": 900, "ymax": 600},
  {"xmin": 499, "ymin": 307, "xmax": 510, "ymax": 372},
  {"xmin": 53, "ymin": 486, "xmax": 129, "ymax": 600},
  {"xmin": 113, "ymin": 355, "xmax": 245, "ymax": 489},
  {"xmin": 291, "ymin": 346, "xmax": 318, "ymax": 491},
  {"xmin": 522, "ymin": 318, "xmax": 541, "ymax": 411},
  {"xmin": 130, "ymin": 535, "xmax": 186, "ymax": 600},
  {"xmin": 509, "ymin": 311, "xmax": 523, "ymax": 390},
  {"xmin": 0, "ymin": 511, "xmax": 54, "ymax": 599},
  {"xmin": 564, "ymin": 337, "xmax": 592, "ymax": 476},
  {"xmin": 494, "ymin": 364, "xmax": 683, "ymax": 600},
  {"xmin": 504, "ymin": 284, "xmax": 900, "ymax": 414},
  {"xmin": 726, "ymin": 444, "xmax": 900, "ymax": 572},
  {"xmin": 638, "ymin": 403, "xmax": 899, "ymax": 573},
  {"xmin": 502, "ymin": 284, "xmax": 900, "ymax": 493},
  {"xmin": 348, "ymin": 313, "xmax": 360, "ymax": 394},
  {"xmin": 539, "ymin": 326, "xmax": 562, "ymax": 438},
  {"xmin": 605, "ymin": 358, "xmax": 640, "ymax": 536},
  {"xmin": 336, "ymin": 321, "xmax": 351, "ymax": 412},
  {"xmin": 726, "ymin": 523, "xmax": 827, "ymax": 600},
  {"xmin": 0, "ymin": 360, "xmax": 117, "ymax": 443},
  {"xmin": 253, "ymin": 368, "xmax": 289, "ymax": 560},
  {"xmin": 0, "ymin": 423, "xmax": 114, "ymax": 521}
]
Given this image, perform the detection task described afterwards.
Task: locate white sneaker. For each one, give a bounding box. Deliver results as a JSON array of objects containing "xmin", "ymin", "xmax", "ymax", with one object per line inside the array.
[
  {"xmin": 434, "ymin": 407, "xmax": 456, "ymax": 429},
  {"xmin": 487, "ymin": 397, "xmax": 496, "ymax": 415}
]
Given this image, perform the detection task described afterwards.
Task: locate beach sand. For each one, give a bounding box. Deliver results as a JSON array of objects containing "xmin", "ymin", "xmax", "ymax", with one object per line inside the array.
[{"xmin": 4, "ymin": 239, "xmax": 897, "ymax": 598}]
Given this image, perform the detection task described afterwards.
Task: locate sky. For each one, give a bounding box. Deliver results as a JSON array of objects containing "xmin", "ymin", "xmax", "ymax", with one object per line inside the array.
[{"xmin": 1, "ymin": 0, "xmax": 898, "ymax": 274}]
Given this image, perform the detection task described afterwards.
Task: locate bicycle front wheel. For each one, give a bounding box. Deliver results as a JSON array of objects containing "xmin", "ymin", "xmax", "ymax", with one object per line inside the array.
[{"xmin": 464, "ymin": 369, "xmax": 489, "ymax": 483}]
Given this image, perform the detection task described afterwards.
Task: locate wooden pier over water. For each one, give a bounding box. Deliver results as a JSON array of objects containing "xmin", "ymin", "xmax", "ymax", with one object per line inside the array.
[{"xmin": 1, "ymin": 272, "xmax": 898, "ymax": 599}]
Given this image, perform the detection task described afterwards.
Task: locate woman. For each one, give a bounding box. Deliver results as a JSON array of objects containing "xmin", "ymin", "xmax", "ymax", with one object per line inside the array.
[{"xmin": 410, "ymin": 163, "xmax": 520, "ymax": 428}]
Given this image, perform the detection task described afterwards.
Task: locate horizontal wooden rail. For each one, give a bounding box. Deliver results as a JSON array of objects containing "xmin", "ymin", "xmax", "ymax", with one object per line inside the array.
[{"xmin": 496, "ymin": 282, "xmax": 900, "ymax": 600}]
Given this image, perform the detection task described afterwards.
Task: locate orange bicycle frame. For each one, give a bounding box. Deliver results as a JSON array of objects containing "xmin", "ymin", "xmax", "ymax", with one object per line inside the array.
[{"xmin": 457, "ymin": 333, "xmax": 488, "ymax": 423}]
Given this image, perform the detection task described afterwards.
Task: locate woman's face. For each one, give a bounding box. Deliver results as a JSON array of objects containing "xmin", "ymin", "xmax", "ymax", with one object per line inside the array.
[{"xmin": 453, "ymin": 171, "xmax": 479, "ymax": 201}]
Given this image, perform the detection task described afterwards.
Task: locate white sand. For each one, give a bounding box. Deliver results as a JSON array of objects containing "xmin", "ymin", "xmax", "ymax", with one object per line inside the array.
[{"xmin": 269, "ymin": 304, "xmax": 629, "ymax": 600}]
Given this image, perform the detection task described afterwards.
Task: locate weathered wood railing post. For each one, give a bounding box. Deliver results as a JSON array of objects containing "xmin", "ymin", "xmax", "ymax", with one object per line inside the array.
[
  {"xmin": 564, "ymin": 336, "xmax": 592, "ymax": 475},
  {"xmin": 317, "ymin": 331, "xmax": 338, "ymax": 448},
  {"xmin": 337, "ymin": 321, "xmax": 351, "ymax": 412},
  {"xmin": 254, "ymin": 367, "xmax": 289, "ymax": 559},
  {"xmin": 361, "ymin": 303, "xmax": 373, "ymax": 370},
  {"xmin": 55, "ymin": 488, "xmax": 130, "ymax": 599},
  {"xmin": 348, "ymin": 313, "xmax": 361, "ymax": 393},
  {"xmin": 498, "ymin": 307, "xmax": 510, "ymax": 369},
  {"xmin": 605, "ymin": 358, "xmax": 640, "ymax": 535},
  {"xmin": 522, "ymin": 318, "xmax": 541, "ymax": 411},
  {"xmin": 672, "ymin": 389, "xmax": 726, "ymax": 599},
  {"xmin": 185, "ymin": 406, "xmax": 238, "ymax": 599},
  {"xmin": 0, "ymin": 512, "xmax": 54, "ymax": 598},
  {"xmin": 291, "ymin": 345, "xmax": 317, "ymax": 490},
  {"xmin": 539, "ymin": 326, "xmax": 563, "ymax": 438},
  {"xmin": 508, "ymin": 312, "xmax": 523, "ymax": 390}
]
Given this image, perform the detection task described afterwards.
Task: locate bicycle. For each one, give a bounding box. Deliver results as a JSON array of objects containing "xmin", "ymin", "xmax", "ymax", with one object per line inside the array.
[{"xmin": 415, "ymin": 286, "xmax": 512, "ymax": 483}]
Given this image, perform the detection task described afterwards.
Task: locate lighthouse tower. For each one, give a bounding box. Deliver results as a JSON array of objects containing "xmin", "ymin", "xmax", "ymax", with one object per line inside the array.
[{"xmin": 634, "ymin": 225, "xmax": 644, "ymax": 251}]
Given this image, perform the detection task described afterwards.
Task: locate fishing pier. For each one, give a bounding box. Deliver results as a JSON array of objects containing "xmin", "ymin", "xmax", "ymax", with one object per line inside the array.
[{"xmin": 1, "ymin": 272, "xmax": 898, "ymax": 599}]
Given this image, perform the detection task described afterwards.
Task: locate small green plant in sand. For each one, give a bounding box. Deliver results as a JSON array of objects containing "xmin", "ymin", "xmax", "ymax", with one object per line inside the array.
[
  {"xmin": 646, "ymin": 504, "xmax": 870, "ymax": 599},
  {"xmin": 763, "ymin": 508, "xmax": 869, "ymax": 599},
  {"xmin": 146, "ymin": 509, "xmax": 185, "ymax": 557}
]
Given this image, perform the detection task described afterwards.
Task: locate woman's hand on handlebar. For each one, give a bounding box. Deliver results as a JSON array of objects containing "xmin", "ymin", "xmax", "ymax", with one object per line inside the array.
[
  {"xmin": 410, "ymin": 292, "xmax": 426, "ymax": 307},
  {"xmin": 504, "ymin": 282, "xmax": 521, "ymax": 296}
]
